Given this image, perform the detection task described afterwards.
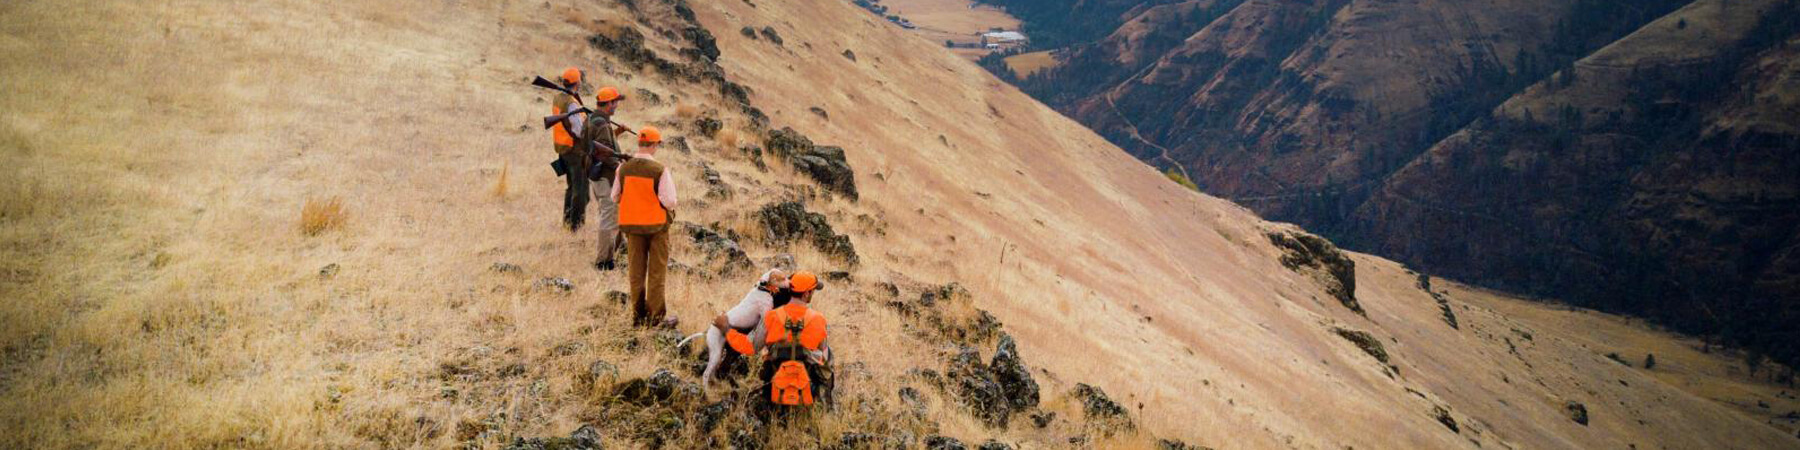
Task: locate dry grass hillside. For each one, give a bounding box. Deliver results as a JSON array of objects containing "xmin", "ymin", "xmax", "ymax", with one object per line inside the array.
[{"xmin": 1, "ymin": 0, "xmax": 1796, "ymax": 449}]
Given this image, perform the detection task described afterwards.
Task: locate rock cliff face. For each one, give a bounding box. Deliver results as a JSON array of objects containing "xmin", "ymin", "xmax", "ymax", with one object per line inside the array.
[{"xmin": 1000, "ymin": 0, "xmax": 1800, "ymax": 363}]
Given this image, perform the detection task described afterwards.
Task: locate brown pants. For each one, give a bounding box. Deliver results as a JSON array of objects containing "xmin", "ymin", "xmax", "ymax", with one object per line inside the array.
[{"xmin": 626, "ymin": 230, "xmax": 670, "ymax": 326}]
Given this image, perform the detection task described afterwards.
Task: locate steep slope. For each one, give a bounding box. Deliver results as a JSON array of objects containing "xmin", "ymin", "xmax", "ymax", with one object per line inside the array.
[
  {"xmin": 999, "ymin": 0, "xmax": 1800, "ymax": 370},
  {"xmin": 1, "ymin": 0, "xmax": 1796, "ymax": 449},
  {"xmin": 1354, "ymin": 0, "xmax": 1800, "ymax": 366}
]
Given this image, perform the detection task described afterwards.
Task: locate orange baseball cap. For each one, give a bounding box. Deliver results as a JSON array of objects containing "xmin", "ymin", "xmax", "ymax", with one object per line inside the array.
[
  {"xmin": 790, "ymin": 270, "xmax": 822, "ymax": 293},
  {"xmin": 596, "ymin": 86, "xmax": 623, "ymax": 103},
  {"xmin": 638, "ymin": 126, "xmax": 663, "ymax": 145},
  {"xmin": 561, "ymin": 67, "xmax": 582, "ymax": 84}
]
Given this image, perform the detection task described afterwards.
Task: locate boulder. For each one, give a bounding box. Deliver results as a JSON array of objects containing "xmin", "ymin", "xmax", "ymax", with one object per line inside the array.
[
  {"xmin": 682, "ymin": 222, "xmax": 754, "ymax": 275},
  {"xmin": 491, "ymin": 262, "xmax": 523, "ymax": 274},
  {"xmin": 923, "ymin": 436, "xmax": 964, "ymax": 450},
  {"xmin": 680, "ymin": 26, "xmax": 718, "ymax": 62},
  {"xmin": 1157, "ymin": 440, "xmax": 1214, "ymax": 450},
  {"xmin": 1267, "ymin": 231, "xmax": 1361, "ymax": 316},
  {"xmin": 756, "ymin": 201, "xmax": 859, "ymax": 264},
  {"xmin": 1332, "ymin": 327, "xmax": 1390, "ymax": 364},
  {"xmin": 693, "ymin": 116, "xmax": 723, "ymax": 137},
  {"xmin": 503, "ymin": 424, "xmax": 603, "ymax": 450},
  {"xmin": 700, "ymin": 163, "xmax": 731, "ymax": 200},
  {"xmin": 615, "ymin": 369, "xmax": 699, "ymax": 406},
  {"xmin": 759, "ymin": 26, "xmax": 783, "ymax": 45},
  {"xmin": 1069, "ymin": 383, "xmax": 1130, "ymax": 422},
  {"xmin": 1566, "ymin": 401, "xmax": 1589, "ymax": 425},
  {"xmin": 989, "ymin": 334, "xmax": 1040, "ymax": 411},
  {"xmin": 1431, "ymin": 405, "xmax": 1459, "ymax": 433},
  {"xmin": 976, "ymin": 441, "xmax": 1012, "ymax": 450},
  {"xmin": 535, "ymin": 277, "xmax": 575, "ymax": 293},
  {"xmin": 762, "ymin": 127, "xmax": 858, "ymax": 200}
]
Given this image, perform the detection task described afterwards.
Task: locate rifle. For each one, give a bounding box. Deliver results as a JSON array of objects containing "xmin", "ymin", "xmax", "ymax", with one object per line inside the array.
[{"xmin": 531, "ymin": 75, "xmax": 584, "ymax": 107}]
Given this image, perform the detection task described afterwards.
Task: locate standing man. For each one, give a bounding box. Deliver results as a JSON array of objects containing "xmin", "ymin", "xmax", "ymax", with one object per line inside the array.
[
  {"xmin": 582, "ymin": 87, "xmax": 630, "ymax": 271},
  {"xmin": 550, "ymin": 67, "xmax": 590, "ymax": 231},
  {"xmin": 610, "ymin": 126, "xmax": 678, "ymax": 327}
]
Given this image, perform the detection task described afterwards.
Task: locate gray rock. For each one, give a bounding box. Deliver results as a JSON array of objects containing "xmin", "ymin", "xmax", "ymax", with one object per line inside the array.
[
  {"xmin": 535, "ymin": 277, "xmax": 575, "ymax": 293},
  {"xmin": 1332, "ymin": 327, "xmax": 1390, "ymax": 364},
  {"xmin": 615, "ymin": 369, "xmax": 698, "ymax": 406},
  {"xmin": 976, "ymin": 441, "xmax": 1012, "ymax": 450},
  {"xmin": 318, "ymin": 263, "xmax": 340, "ymax": 279},
  {"xmin": 923, "ymin": 436, "xmax": 964, "ymax": 450},
  {"xmin": 757, "ymin": 201, "xmax": 858, "ymax": 264},
  {"xmin": 990, "ymin": 334, "xmax": 1040, "ymax": 411},
  {"xmin": 1070, "ymin": 383, "xmax": 1130, "ymax": 422},
  {"xmin": 604, "ymin": 290, "xmax": 628, "ymax": 305},
  {"xmin": 1566, "ymin": 401, "xmax": 1589, "ymax": 426},
  {"xmin": 759, "ymin": 26, "xmax": 783, "ymax": 45},
  {"xmin": 1432, "ymin": 405, "xmax": 1459, "ymax": 433},
  {"xmin": 763, "ymin": 127, "xmax": 858, "ymax": 200},
  {"xmin": 947, "ymin": 346, "xmax": 1011, "ymax": 428},
  {"xmin": 1158, "ymin": 440, "xmax": 1214, "ymax": 450},
  {"xmin": 491, "ymin": 262, "xmax": 523, "ymax": 274},
  {"xmin": 683, "ymin": 222, "xmax": 754, "ymax": 275},
  {"xmin": 1268, "ymin": 231, "xmax": 1360, "ymax": 316}
]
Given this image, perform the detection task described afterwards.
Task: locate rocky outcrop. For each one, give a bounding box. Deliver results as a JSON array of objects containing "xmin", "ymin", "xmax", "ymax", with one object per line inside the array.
[
  {"xmin": 1332, "ymin": 327, "xmax": 1389, "ymax": 365},
  {"xmin": 680, "ymin": 222, "xmax": 753, "ymax": 275},
  {"xmin": 1268, "ymin": 230, "xmax": 1360, "ymax": 316},
  {"xmin": 1565, "ymin": 400, "xmax": 1589, "ymax": 426},
  {"xmin": 756, "ymin": 201, "xmax": 859, "ymax": 264},
  {"xmin": 764, "ymin": 127, "xmax": 859, "ymax": 200},
  {"xmin": 504, "ymin": 425, "xmax": 605, "ymax": 450},
  {"xmin": 1069, "ymin": 383, "xmax": 1133, "ymax": 429}
]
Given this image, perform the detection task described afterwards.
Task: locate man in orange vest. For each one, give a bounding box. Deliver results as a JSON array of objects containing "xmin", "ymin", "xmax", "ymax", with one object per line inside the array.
[
  {"xmin": 609, "ymin": 126, "xmax": 679, "ymax": 327},
  {"xmin": 580, "ymin": 87, "xmax": 630, "ymax": 270},
  {"xmin": 756, "ymin": 270, "xmax": 831, "ymax": 406},
  {"xmin": 550, "ymin": 67, "xmax": 590, "ymax": 231}
]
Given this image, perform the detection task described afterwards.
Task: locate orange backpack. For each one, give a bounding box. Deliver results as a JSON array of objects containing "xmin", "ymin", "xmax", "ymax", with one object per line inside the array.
[{"xmin": 770, "ymin": 361, "xmax": 813, "ymax": 406}]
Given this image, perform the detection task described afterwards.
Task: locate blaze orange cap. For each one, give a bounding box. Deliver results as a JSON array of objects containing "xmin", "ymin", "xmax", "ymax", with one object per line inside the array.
[
  {"xmin": 638, "ymin": 126, "xmax": 662, "ymax": 145},
  {"xmin": 561, "ymin": 67, "xmax": 582, "ymax": 84},
  {"xmin": 596, "ymin": 86, "xmax": 623, "ymax": 103},
  {"xmin": 790, "ymin": 271, "xmax": 821, "ymax": 293}
]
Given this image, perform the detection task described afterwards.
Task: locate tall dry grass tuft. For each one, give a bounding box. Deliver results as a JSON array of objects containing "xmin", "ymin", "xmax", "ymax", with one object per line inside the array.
[
  {"xmin": 299, "ymin": 196, "xmax": 347, "ymax": 236},
  {"xmin": 717, "ymin": 128, "xmax": 740, "ymax": 150},
  {"xmin": 493, "ymin": 162, "xmax": 511, "ymax": 199},
  {"xmin": 674, "ymin": 103, "xmax": 700, "ymax": 119}
]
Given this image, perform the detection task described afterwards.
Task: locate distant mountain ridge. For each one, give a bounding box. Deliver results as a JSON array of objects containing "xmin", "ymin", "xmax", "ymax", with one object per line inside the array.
[{"xmin": 987, "ymin": 0, "xmax": 1800, "ymax": 366}]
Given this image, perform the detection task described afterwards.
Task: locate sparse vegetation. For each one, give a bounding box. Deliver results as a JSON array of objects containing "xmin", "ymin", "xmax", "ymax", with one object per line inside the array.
[
  {"xmin": 1164, "ymin": 167, "xmax": 1198, "ymax": 191},
  {"xmin": 299, "ymin": 196, "xmax": 347, "ymax": 235}
]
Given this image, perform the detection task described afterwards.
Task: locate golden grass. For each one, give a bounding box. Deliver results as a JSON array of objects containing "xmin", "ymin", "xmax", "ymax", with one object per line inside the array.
[
  {"xmin": 674, "ymin": 103, "xmax": 701, "ymax": 119},
  {"xmin": 299, "ymin": 196, "xmax": 347, "ymax": 236},
  {"xmin": 717, "ymin": 128, "xmax": 741, "ymax": 150},
  {"xmin": 4, "ymin": 0, "xmax": 1792, "ymax": 448},
  {"xmin": 493, "ymin": 161, "xmax": 512, "ymax": 199}
]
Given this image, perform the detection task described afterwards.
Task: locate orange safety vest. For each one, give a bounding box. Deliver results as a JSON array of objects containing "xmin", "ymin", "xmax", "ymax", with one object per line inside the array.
[
  {"xmin": 762, "ymin": 302, "xmax": 827, "ymax": 406},
  {"xmin": 551, "ymin": 94, "xmax": 575, "ymax": 147},
  {"xmin": 616, "ymin": 158, "xmax": 669, "ymax": 232},
  {"xmin": 763, "ymin": 303, "xmax": 827, "ymax": 350}
]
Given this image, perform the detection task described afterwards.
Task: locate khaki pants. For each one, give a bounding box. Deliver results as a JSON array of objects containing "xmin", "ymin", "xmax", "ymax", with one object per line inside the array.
[
  {"xmin": 591, "ymin": 178, "xmax": 623, "ymax": 264},
  {"xmin": 626, "ymin": 230, "xmax": 670, "ymax": 326}
]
